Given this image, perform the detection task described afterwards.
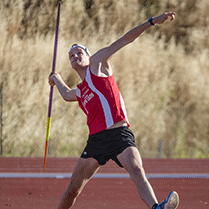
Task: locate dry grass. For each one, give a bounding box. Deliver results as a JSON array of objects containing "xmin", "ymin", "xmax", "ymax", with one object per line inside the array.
[{"xmin": 0, "ymin": 0, "xmax": 209, "ymax": 158}]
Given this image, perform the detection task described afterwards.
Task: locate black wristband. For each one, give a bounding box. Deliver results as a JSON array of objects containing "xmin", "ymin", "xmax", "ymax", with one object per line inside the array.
[{"xmin": 148, "ymin": 17, "xmax": 155, "ymax": 26}]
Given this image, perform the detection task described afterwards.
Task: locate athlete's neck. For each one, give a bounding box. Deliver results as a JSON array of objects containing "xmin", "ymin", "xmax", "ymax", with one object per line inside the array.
[{"xmin": 76, "ymin": 66, "xmax": 88, "ymax": 81}]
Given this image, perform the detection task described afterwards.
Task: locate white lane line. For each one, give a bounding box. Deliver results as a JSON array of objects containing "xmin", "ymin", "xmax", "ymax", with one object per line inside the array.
[{"xmin": 0, "ymin": 173, "xmax": 209, "ymax": 179}]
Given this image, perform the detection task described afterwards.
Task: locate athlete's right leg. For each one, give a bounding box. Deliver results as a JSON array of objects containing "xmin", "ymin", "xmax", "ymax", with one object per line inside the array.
[
  {"xmin": 117, "ymin": 147, "xmax": 179, "ymax": 209},
  {"xmin": 57, "ymin": 157, "xmax": 100, "ymax": 209},
  {"xmin": 117, "ymin": 147, "xmax": 158, "ymax": 208}
]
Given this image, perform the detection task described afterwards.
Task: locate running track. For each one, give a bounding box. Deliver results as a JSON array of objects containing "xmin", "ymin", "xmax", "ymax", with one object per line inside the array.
[{"xmin": 0, "ymin": 158, "xmax": 209, "ymax": 209}]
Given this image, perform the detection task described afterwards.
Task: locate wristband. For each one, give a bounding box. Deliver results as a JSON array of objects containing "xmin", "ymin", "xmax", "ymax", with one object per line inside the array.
[{"xmin": 148, "ymin": 17, "xmax": 155, "ymax": 26}]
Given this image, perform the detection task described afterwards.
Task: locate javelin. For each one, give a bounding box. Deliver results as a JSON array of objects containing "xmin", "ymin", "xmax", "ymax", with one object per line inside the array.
[{"xmin": 44, "ymin": 1, "xmax": 61, "ymax": 171}]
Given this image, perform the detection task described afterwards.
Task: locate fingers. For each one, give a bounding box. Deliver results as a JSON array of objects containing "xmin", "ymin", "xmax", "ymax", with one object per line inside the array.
[
  {"xmin": 49, "ymin": 80, "xmax": 55, "ymax": 86},
  {"xmin": 166, "ymin": 12, "xmax": 176, "ymax": 21},
  {"xmin": 48, "ymin": 72, "xmax": 56, "ymax": 86},
  {"xmin": 153, "ymin": 12, "xmax": 176, "ymax": 25},
  {"xmin": 49, "ymin": 81, "xmax": 55, "ymax": 86}
]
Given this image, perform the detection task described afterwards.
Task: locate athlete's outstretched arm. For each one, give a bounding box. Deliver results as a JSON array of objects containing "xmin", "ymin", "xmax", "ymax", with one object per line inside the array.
[{"xmin": 91, "ymin": 12, "xmax": 176, "ymax": 64}]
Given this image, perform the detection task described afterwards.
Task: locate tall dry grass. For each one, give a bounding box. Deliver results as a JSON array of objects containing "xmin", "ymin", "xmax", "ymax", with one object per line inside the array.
[{"xmin": 0, "ymin": 0, "xmax": 209, "ymax": 158}]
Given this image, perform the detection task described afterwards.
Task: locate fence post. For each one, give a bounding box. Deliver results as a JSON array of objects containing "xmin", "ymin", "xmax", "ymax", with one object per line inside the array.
[
  {"xmin": 0, "ymin": 83, "xmax": 3, "ymax": 156},
  {"xmin": 158, "ymin": 139, "xmax": 163, "ymax": 158}
]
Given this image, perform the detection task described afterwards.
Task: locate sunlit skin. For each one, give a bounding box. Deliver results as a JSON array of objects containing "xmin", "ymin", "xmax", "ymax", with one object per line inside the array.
[{"xmin": 69, "ymin": 47, "xmax": 90, "ymax": 71}]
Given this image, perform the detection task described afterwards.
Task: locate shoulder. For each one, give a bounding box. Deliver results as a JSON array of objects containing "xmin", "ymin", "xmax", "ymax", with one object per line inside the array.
[
  {"xmin": 89, "ymin": 62, "xmax": 113, "ymax": 77},
  {"xmin": 89, "ymin": 53, "xmax": 113, "ymax": 77}
]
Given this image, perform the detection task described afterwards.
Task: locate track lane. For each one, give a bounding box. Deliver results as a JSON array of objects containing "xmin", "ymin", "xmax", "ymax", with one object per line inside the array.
[{"xmin": 0, "ymin": 158, "xmax": 208, "ymax": 209}]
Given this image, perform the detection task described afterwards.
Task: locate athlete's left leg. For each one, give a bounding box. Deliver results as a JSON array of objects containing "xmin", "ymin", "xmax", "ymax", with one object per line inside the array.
[
  {"xmin": 117, "ymin": 146, "xmax": 158, "ymax": 208},
  {"xmin": 57, "ymin": 157, "xmax": 100, "ymax": 209}
]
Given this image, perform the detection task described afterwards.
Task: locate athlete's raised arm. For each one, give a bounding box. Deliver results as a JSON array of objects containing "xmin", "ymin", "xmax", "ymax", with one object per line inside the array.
[{"xmin": 90, "ymin": 12, "xmax": 176, "ymax": 75}]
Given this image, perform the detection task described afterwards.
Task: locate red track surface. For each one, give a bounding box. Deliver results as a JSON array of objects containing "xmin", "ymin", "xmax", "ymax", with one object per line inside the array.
[{"xmin": 1, "ymin": 158, "xmax": 209, "ymax": 209}]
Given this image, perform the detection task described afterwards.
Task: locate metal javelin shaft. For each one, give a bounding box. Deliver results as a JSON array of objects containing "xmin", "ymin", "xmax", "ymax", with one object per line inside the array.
[{"xmin": 44, "ymin": 1, "xmax": 61, "ymax": 171}]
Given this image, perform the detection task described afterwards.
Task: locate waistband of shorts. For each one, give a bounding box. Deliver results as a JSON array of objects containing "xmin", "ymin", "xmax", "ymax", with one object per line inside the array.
[{"xmin": 89, "ymin": 126, "xmax": 130, "ymax": 137}]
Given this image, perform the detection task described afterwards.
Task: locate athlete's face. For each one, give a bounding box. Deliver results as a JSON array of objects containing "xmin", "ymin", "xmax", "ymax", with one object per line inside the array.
[{"xmin": 69, "ymin": 47, "xmax": 90, "ymax": 70}]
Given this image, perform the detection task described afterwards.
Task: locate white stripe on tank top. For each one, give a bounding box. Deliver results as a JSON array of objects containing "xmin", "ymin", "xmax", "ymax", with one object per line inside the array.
[{"xmin": 85, "ymin": 67, "xmax": 115, "ymax": 128}]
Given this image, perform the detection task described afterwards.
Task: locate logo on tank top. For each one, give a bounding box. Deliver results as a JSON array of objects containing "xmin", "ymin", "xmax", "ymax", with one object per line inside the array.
[
  {"xmin": 81, "ymin": 88, "xmax": 94, "ymax": 114},
  {"xmin": 83, "ymin": 92, "xmax": 94, "ymax": 106}
]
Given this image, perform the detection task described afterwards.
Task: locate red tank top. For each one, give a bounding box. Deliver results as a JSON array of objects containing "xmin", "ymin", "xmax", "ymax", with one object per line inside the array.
[{"xmin": 76, "ymin": 67, "xmax": 130, "ymax": 135}]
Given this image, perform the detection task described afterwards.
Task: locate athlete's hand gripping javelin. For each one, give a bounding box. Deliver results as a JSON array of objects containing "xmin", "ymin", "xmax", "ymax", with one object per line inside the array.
[{"xmin": 48, "ymin": 72, "xmax": 56, "ymax": 86}]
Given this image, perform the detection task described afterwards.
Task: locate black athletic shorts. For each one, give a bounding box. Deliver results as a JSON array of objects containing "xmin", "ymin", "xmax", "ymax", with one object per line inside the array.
[{"xmin": 80, "ymin": 126, "xmax": 137, "ymax": 167}]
